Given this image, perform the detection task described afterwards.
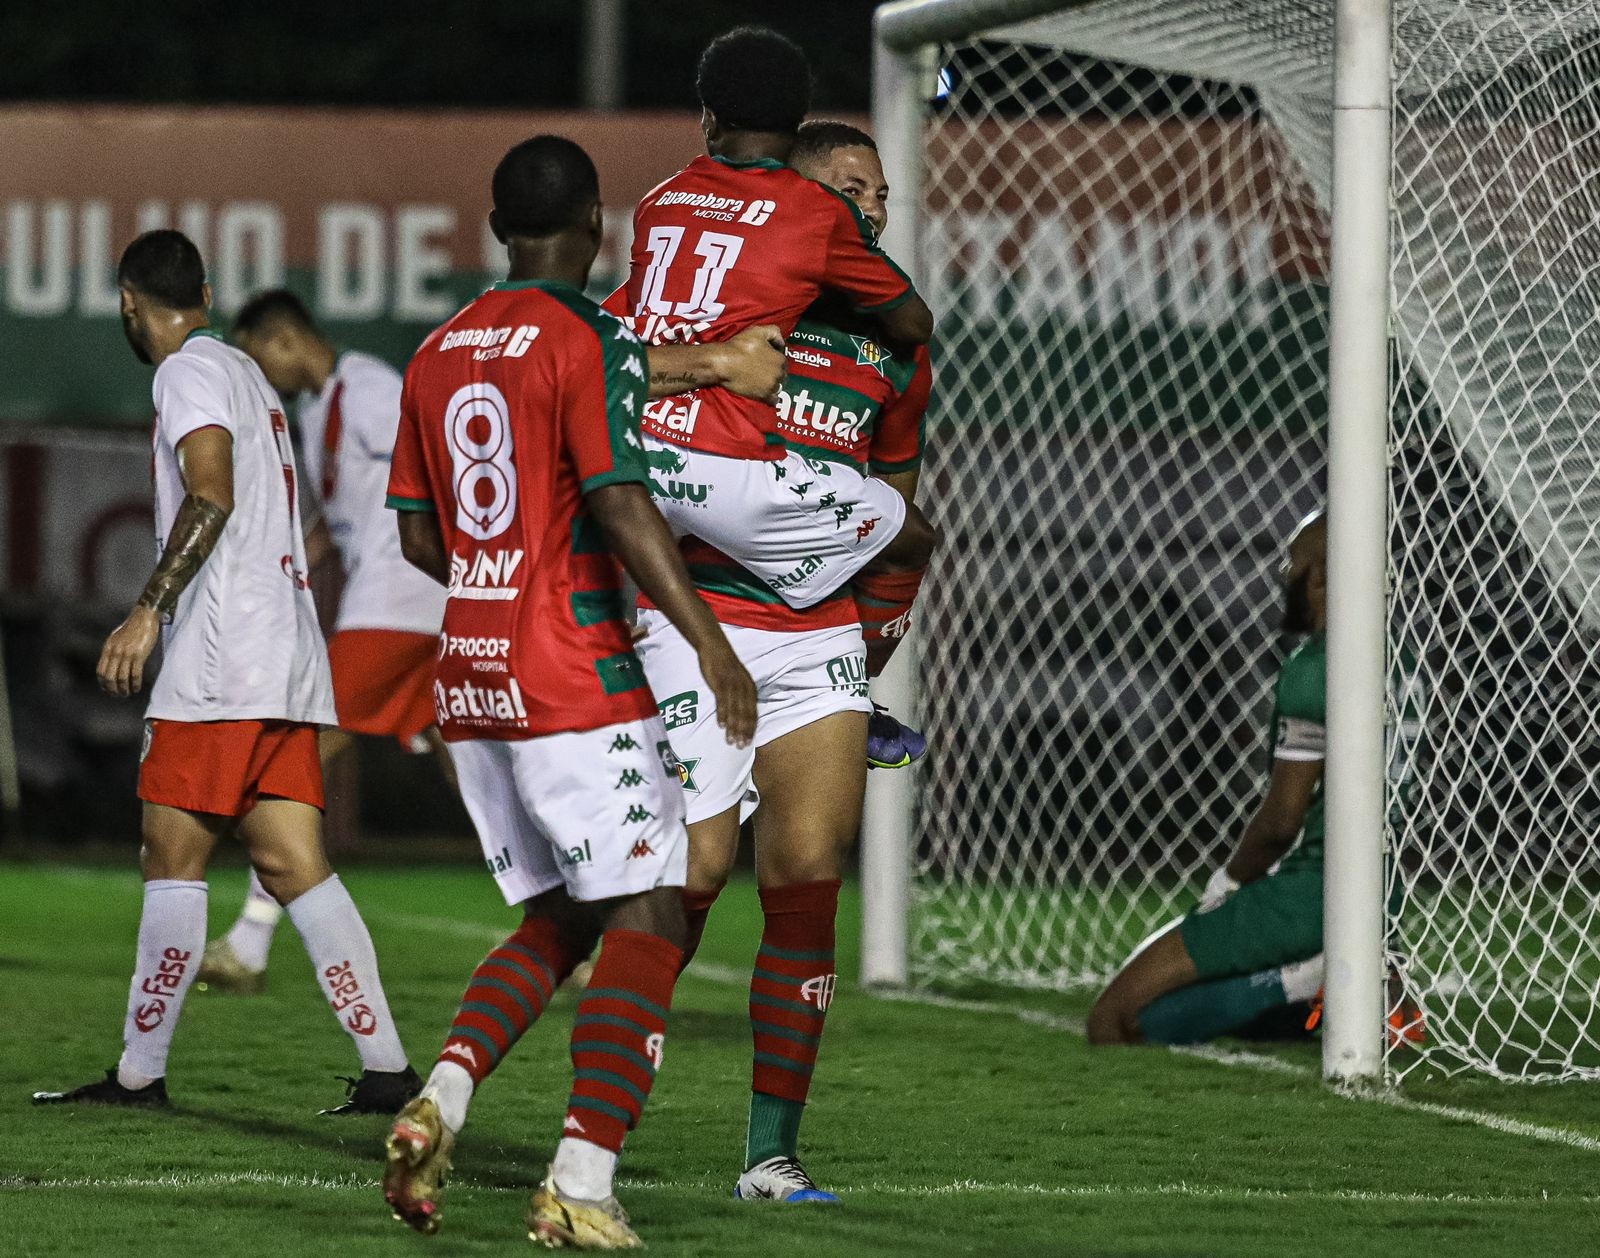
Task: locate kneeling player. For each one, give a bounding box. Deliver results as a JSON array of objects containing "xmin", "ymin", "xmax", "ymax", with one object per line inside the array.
[
  {"xmin": 197, "ymin": 289, "xmax": 453, "ymax": 994},
  {"xmin": 33, "ymin": 231, "xmax": 416, "ymax": 1114},
  {"xmin": 378, "ymin": 136, "xmax": 755, "ymax": 1249}
]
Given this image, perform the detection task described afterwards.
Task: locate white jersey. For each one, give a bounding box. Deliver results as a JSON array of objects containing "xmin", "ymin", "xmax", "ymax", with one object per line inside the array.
[
  {"xmin": 296, "ymin": 351, "xmax": 446, "ymax": 635},
  {"xmin": 146, "ymin": 329, "xmax": 336, "ymax": 725}
]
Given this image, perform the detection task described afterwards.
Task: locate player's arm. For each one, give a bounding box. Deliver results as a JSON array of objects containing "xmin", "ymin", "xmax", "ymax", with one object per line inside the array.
[
  {"xmin": 870, "ymin": 347, "xmax": 932, "ymax": 508},
  {"xmin": 645, "ymin": 324, "xmax": 787, "ymax": 402},
  {"xmin": 396, "ymin": 510, "xmax": 449, "ymax": 585},
  {"xmin": 820, "ymin": 193, "xmax": 934, "ymax": 346},
  {"xmin": 586, "ymin": 483, "xmax": 755, "ymax": 746},
  {"xmin": 387, "ymin": 369, "xmax": 449, "ymax": 583},
  {"xmin": 97, "ymin": 427, "xmax": 234, "ymax": 698},
  {"xmin": 1222, "ymin": 757, "xmax": 1322, "ymax": 886}
]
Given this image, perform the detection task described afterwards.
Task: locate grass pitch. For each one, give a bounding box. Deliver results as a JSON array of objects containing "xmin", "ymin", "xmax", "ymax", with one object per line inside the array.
[{"xmin": 5, "ymin": 862, "xmax": 1600, "ymax": 1256}]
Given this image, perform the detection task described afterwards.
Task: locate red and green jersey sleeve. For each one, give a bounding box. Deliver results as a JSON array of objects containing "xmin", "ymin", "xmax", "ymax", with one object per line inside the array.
[
  {"xmin": 559, "ymin": 310, "xmax": 650, "ymax": 494},
  {"xmin": 869, "ymin": 345, "xmax": 932, "ymax": 476},
  {"xmin": 819, "ymin": 191, "xmax": 915, "ymax": 314}
]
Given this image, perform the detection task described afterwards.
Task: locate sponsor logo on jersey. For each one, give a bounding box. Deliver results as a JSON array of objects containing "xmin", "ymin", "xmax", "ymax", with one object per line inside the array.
[
  {"xmin": 627, "ymin": 838, "xmax": 657, "ymax": 860},
  {"xmin": 676, "ymin": 756, "xmax": 701, "ymax": 793},
  {"xmin": 656, "ymin": 739, "xmax": 681, "ymax": 778},
  {"xmin": 657, "ymin": 189, "xmax": 746, "ymax": 213},
  {"xmin": 776, "ymin": 386, "xmax": 870, "ymax": 446},
  {"xmin": 850, "ymin": 335, "xmax": 893, "ymax": 375},
  {"xmin": 787, "ymin": 347, "xmax": 833, "ymax": 369},
  {"xmin": 557, "ymin": 838, "xmax": 594, "ymax": 867},
  {"xmin": 643, "ymin": 395, "xmax": 702, "ymax": 438},
  {"xmin": 440, "ymin": 634, "xmax": 512, "ymax": 659},
  {"xmin": 659, "ymin": 690, "xmax": 699, "ymax": 730},
  {"xmin": 800, "ymin": 974, "xmax": 837, "ymax": 1011},
  {"xmin": 769, "ymin": 554, "xmax": 824, "ymax": 593},
  {"xmin": 826, "ymin": 654, "xmax": 869, "ymax": 697},
  {"xmin": 439, "ymin": 324, "xmax": 541, "ymax": 359},
  {"xmin": 646, "ymin": 446, "xmax": 689, "ymax": 477},
  {"xmin": 434, "ymin": 677, "xmax": 529, "ymax": 724},
  {"xmin": 485, "ymin": 844, "xmax": 515, "ymax": 875},
  {"xmin": 660, "ymin": 479, "xmax": 710, "ymax": 505},
  {"xmin": 448, "ymin": 549, "xmax": 524, "ymax": 601}
]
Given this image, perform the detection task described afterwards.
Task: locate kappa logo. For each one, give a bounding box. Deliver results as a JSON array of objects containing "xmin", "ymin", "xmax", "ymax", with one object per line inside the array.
[
  {"xmin": 834, "ymin": 503, "xmax": 856, "ymax": 528},
  {"xmin": 564, "ymin": 1114, "xmax": 587, "ymax": 1133},
  {"xmin": 645, "ymin": 1033, "xmax": 665, "ymax": 1070},
  {"xmin": 800, "ymin": 974, "xmax": 837, "ymax": 1011},
  {"xmin": 441, "ymin": 1042, "xmax": 480, "ymax": 1070},
  {"xmin": 850, "ymin": 335, "xmax": 893, "ymax": 375},
  {"xmin": 855, "ymin": 516, "xmax": 881, "ymax": 542},
  {"xmin": 616, "ymin": 768, "xmax": 646, "ymax": 789},
  {"xmin": 627, "ymin": 838, "xmax": 657, "ymax": 860},
  {"xmin": 609, "ymin": 733, "xmax": 642, "ymax": 753},
  {"xmin": 790, "ymin": 481, "xmax": 815, "ymax": 499},
  {"xmin": 624, "ymin": 805, "xmax": 657, "ymax": 824}
]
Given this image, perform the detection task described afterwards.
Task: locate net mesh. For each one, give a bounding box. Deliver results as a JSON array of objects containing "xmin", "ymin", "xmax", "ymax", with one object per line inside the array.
[{"xmin": 906, "ymin": 0, "xmax": 1600, "ymax": 1080}]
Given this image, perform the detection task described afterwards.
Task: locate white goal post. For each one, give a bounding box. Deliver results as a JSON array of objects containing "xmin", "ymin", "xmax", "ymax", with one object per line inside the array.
[{"xmin": 865, "ymin": 0, "xmax": 1600, "ymax": 1085}]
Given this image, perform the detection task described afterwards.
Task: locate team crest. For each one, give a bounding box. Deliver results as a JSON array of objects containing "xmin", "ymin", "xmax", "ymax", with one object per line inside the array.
[
  {"xmin": 850, "ymin": 335, "xmax": 892, "ymax": 375},
  {"xmin": 676, "ymin": 757, "xmax": 701, "ymax": 793}
]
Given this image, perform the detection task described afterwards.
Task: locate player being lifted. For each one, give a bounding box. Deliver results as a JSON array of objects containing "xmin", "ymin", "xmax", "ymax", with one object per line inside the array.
[
  {"xmin": 631, "ymin": 119, "xmax": 935, "ymax": 1202},
  {"xmin": 33, "ymin": 231, "xmax": 418, "ymax": 1114},
  {"xmin": 607, "ymin": 27, "xmax": 937, "ymax": 766},
  {"xmin": 196, "ymin": 289, "xmax": 452, "ymax": 995},
  {"xmin": 379, "ymin": 136, "xmax": 757, "ymax": 1250}
]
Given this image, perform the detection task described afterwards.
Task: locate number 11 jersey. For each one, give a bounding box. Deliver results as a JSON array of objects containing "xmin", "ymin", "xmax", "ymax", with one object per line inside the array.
[{"xmin": 387, "ymin": 279, "xmax": 656, "ymax": 741}]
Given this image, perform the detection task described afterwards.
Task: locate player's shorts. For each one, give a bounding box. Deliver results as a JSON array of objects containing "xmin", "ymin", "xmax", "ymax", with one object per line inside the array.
[
  {"xmin": 1179, "ymin": 868, "xmax": 1323, "ymax": 980},
  {"xmin": 644, "ymin": 436, "xmax": 905, "ymax": 610},
  {"xmin": 449, "ymin": 715, "xmax": 687, "ymax": 906},
  {"xmin": 328, "ymin": 628, "xmax": 438, "ymax": 748},
  {"xmin": 634, "ymin": 608, "xmax": 873, "ymax": 826},
  {"xmin": 139, "ymin": 719, "xmax": 324, "ymax": 817}
]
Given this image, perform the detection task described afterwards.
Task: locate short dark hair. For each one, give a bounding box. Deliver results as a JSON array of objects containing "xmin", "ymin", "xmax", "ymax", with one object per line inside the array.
[
  {"xmin": 233, "ymin": 288, "xmax": 317, "ymax": 338},
  {"xmin": 791, "ymin": 120, "xmax": 877, "ymax": 168},
  {"xmin": 696, "ymin": 26, "xmax": 811, "ymax": 134},
  {"xmin": 117, "ymin": 229, "xmax": 206, "ymax": 309},
  {"xmin": 492, "ymin": 135, "xmax": 600, "ymax": 238}
]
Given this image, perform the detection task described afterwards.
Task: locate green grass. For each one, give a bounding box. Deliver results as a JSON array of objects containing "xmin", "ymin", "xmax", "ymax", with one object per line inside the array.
[{"xmin": 5, "ymin": 863, "xmax": 1600, "ymax": 1256}]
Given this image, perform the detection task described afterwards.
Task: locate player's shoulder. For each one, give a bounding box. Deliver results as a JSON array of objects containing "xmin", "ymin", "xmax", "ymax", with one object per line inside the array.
[
  {"xmin": 336, "ymin": 348, "xmax": 403, "ymax": 390},
  {"xmin": 154, "ymin": 330, "xmax": 239, "ymax": 395},
  {"xmin": 1276, "ymin": 633, "xmax": 1327, "ymax": 718}
]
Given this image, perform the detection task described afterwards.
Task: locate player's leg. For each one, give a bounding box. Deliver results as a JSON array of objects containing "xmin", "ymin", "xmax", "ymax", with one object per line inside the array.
[
  {"xmin": 237, "ymin": 726, "xmax": 415, "ymax": 1111},
  {"xmin": 734, "ymin": 709, "xmax": 866, "ymax": 1203},
  {"xmin": 1138, "ymin": 954, "xmax": 1324, "ymax": 1045}
]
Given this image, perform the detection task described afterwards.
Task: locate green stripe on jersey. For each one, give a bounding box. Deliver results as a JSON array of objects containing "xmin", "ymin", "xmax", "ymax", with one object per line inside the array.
[
  {"xmin": 595, "ymin": 652, "xmax": 648, "ymax": 697},
  {"xmin": 386, "ymin": 494, "xmax": 436, "ymax": 512},
  {"xmin": 685, "ymin": 561, "xmax": 787, "ymax": 607},
  {"xmin": 550, "ymin": 290, "xmax": 650, "ymax": 490},
  {"xmin": 571, "ymin": 588, "xmax": 627, "ymax": 627}
]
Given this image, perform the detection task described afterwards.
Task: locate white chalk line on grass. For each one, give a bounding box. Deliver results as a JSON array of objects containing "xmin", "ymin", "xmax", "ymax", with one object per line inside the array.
[
  {"xmin": 4, "ymin": 1170, "xmax": 1594, "ymax": 1208},
  {"xmin": 358, "ymin": 911, "xmax": 1600, "ymax": 1161}
]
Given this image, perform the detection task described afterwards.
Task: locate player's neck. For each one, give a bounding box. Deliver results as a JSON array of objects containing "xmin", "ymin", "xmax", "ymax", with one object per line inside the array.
[
  {"xmin": 148, "ymin": 309, "xmax": 211, "ymax": 366},
  {"xmin": 505, "ymin": 239, "xmax": 591, "ymax": 291},
  {"xmin": 710, "ymin": 132, "xmax": 793, "ymax": 165}
]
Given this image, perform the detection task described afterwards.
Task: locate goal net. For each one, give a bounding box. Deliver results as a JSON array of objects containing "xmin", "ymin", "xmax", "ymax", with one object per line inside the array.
[{"xmin": 899, "ymin": 0, "xmax": 1600, "ymax": 1081}]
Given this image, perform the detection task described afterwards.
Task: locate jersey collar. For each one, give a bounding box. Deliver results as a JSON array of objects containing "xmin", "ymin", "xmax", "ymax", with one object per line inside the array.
[
  {"xmin": 182, "ymin": 326, "xmax": 226, "ymax": 345},
  {"xmin": 708, "ymin": 154, "xmax": 786, "ymax": 171},
  {"xmin": 492, "ymin": 278, "xmax": 584, "ymax": 297}
]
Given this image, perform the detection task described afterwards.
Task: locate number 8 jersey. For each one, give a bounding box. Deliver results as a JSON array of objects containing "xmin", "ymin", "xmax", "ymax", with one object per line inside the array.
[{"xmin": 387, "ymin": 279, "xmax": 656, "ymax": 741}]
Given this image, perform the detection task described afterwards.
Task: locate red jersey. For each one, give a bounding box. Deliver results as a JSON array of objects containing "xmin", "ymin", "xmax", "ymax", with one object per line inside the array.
[
  {"xmin": 387, "ymin": 279, "xmax": 654, "ymax": 740},
  {"xmin": 643, "ymin": 313, "xmax": 932, "ymax": 634},
  {"xmin": 608, "ymin": 154, "xmax": 914, "ymax": 461}
]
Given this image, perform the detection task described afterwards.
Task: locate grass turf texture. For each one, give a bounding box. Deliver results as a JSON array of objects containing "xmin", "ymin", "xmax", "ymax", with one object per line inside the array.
[{"xmin": 4, "ymin": 865, "xmax": 1600, "ymax": 1256}]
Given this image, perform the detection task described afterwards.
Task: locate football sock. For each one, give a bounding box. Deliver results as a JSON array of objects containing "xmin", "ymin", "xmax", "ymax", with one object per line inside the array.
[
  {"xmin": 1279, "ymin": 953, "xmax": 1324, "ymax": 1003},
  {"xmin": 224, "ymin": 869, "xmax": 283, "ymax": 972},
  {"xmin": 285, "ymin": 875, "xmax": 408, "ymax": 1072},
  {"xmin": 550, "ymin": 1136, "xmax": 620, "ymax": 1202},
  {"xmin": 434, "ymin": 915, "xmax": 583, "ymax": 1114},
  {"xmin": 1138, "ymin": 969, "xmax": 1290, "ymax": 1045},
  {"xmin": 679, "ymin": 884, "xmax": 725, "ymax": 973},
  {"xmin": 117, "ymin": 878, "xmax": 207, "ymax": 1088},
  {"xmin": 746, "ymin": 878, "xmax": 840, "ymax": 1168},
  {"xmin": 854, "ymin": 567, "xmax": 924, "ymax": 676},
  {"xmin": 563, "ymin": 928, "xmax": 681, "ymax": 1164}
]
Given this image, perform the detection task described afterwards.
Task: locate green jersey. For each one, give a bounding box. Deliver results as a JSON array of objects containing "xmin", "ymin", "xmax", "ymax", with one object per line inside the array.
[{"xmin": 1269, "ymin": 634, "xmax": 1328, "ymax": 873}]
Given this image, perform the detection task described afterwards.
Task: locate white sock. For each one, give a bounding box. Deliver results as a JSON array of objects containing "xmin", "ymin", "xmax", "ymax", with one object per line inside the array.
[
  {"xmin": 1279, "ymin": 953, "xmax": 1325, "ymax": 1004},
  {"xmin": 551, "ymin": 1137, "xmax": 620, "ymax": 1202},
  {"xmin": 285, "ymin": 875, "xmax": 408, "ymax": 1073},
  {"xmin": 118, "ymin": 879, "xmax": 208, "ymax": 1088},
  {"xmin": 420, "ymin": 1061, "xmax": 475, "ymax": 1134},
  {"xmin": 224, "ymin": 869, "xmax": 283, "ymax": 972}
]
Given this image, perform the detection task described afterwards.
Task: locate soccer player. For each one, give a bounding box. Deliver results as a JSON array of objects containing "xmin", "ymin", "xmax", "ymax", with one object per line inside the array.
[
  {"xmin": 32, "ymin": 230, "xmax": 418, "ymax": 1114},
  {"xmin": 379, "ymin": 136, "xmax": 757, "ymax": 1249},
  {"xmin": 608, "ymin": 26, "xmax": 937, "ymax": 626},
  {"xmin": 1086, "ymin": 513, "xmax": 1421, "ymax": 1046},
  {"xmin": 629, "ymin": 121, "xmax": 934, "ymax": 1202},
  {"xmin": 193, "ymin": 289, "xmax": 451, "ymax": 995}
]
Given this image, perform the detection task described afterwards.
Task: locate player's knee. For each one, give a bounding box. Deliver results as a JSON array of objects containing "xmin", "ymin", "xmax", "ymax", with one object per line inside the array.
[
  {"xmin": 1086, "ymin": 992, "xmax": 1136, "ymax": 1047},
  {"xmin": 687, "ymin": 843, "xmax": 739, "ymax": 892},
  {"xmin": 604, "ymin": 885, "xmax": 688, "ymax": 949},
  {"xmin": 138, "ymin": 838, "xmax": 208, "ymax": 883},
  {"xmin": 759, "ymin": 838, "xmax": 846, "ymax": 888}
]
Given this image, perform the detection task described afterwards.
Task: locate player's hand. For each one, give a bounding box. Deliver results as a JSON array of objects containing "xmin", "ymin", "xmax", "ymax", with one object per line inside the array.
[
  {"xmin": 97, "ymin": 605, "xmax": 161, "ymax": 698},
  {"xmin": 697, "ymin": 640, "xmax": 757, "ymax": 748},
  {"xmin": 1198, "ymin": 865, "xmax": 1240, "ymax": 912},
  {"xmin": 715, "ymin": 325, "xmax": 787, "ymax": 404}
]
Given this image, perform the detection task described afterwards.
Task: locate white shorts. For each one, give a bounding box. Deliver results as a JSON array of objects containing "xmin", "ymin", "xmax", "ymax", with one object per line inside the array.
[
  {"xmin": 634, "ymin": 609, "xmax": 873, "ymax": 826},
  {"xmin": 644, "ymin": 437, "xmax": 906, "ymax": 610},
  {"xmin": 450, "ymin": 716, "xmax": 688, "ymax": 906}
]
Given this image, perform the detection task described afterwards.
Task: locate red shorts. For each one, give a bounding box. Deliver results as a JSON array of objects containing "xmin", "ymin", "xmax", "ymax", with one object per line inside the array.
[
  {"xmin": 139, "ymin": 719, "xmax": 324, "ymax": 817},
  {"xmin": 328, "ymin": 629, "xmax": 438, "ymax": 746}
]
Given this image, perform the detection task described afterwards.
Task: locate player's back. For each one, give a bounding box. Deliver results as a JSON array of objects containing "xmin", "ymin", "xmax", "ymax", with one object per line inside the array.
[
  {"xmin": 298, "ymin": 350, "xmax": 446, "ymax": 635},
  {"xmin": 148, "ymin": 330, "xmax": 333, "ymax": 724},
  {"xmin": 618, "ymin": 154, "xmax": 912, "ymax": 461},
  {"xmin": 392, "ymin": 280, "xmax": 655, "ymax": 740}
]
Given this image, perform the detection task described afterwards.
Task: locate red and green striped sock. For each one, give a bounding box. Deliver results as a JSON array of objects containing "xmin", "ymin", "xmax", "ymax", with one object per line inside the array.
[
  {"xmin": 438, "ymin": 916, "xmax": 580, "ymax": 1084},
  {"xmin": 564, "ymin": 928, "xmax": 682, "ymax": 1153},
  {"xmin": 746, "ymin": 878, "xmax": 840, "ymax": 1167}
]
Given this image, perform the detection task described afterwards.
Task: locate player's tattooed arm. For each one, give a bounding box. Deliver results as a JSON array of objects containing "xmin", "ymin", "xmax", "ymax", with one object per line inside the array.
[
  {"xmin": 136, "ymin": 493, "xmax": 231, "ymax": 619},
  {"xmin": 646, "ymin": 324, "xmax": 787, "ymax": 403},
  {"xmin": 98, "ymin": 425, "xmax": 235, "ymax": 698}
]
